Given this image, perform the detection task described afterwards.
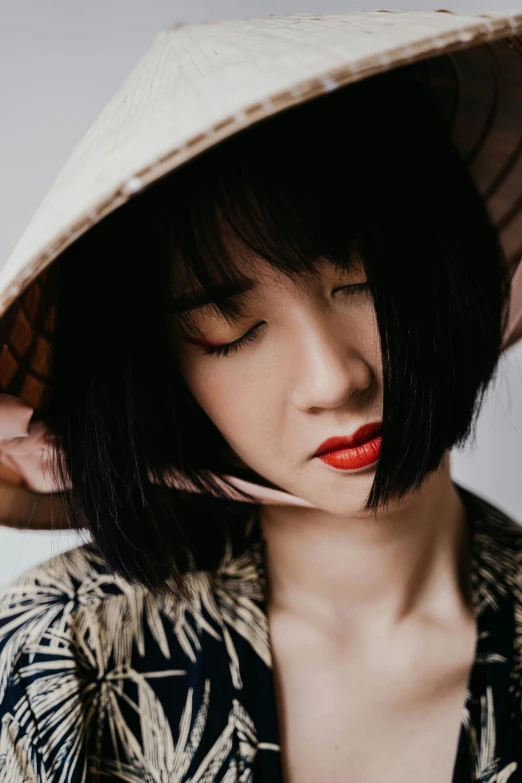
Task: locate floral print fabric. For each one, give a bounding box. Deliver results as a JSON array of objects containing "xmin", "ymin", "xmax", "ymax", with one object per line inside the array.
[{"xmin": 0, "ymin": 482, "xmax": 521, "ymax": 782}]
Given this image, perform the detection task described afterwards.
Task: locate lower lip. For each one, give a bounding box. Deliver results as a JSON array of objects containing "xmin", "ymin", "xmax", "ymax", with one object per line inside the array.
[{"xmin": 317, "ymin": 435, "xmax": 382, "ymax": 471}]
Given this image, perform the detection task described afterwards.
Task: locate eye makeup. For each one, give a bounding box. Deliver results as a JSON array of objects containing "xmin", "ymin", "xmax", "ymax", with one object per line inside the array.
[
  {"xmin": 179, "ymin": 280, "xmax": 370, "ymax": 359},
  {"xmin": 183, "ymin": 323, "xmax": 265, "ymax": 357}
]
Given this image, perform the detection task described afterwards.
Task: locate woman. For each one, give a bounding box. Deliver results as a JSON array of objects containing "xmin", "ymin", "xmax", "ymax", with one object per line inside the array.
[{"xmin": 0, "ymin": 11, "xmax": 522, "ymax": 783}]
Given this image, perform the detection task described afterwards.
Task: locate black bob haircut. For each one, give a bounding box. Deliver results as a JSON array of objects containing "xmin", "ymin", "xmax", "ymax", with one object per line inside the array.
[{"xmin": 46, "ymin": 64, "xmax": 511, "ymax": 596}]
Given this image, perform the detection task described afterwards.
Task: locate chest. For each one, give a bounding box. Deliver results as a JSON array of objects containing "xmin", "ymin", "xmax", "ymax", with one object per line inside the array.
[{"xmin": 268, "ymin": 612, "xmax": 476, "ymax": 783}]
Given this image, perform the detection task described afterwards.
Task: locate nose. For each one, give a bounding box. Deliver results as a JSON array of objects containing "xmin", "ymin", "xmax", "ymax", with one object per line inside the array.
[{"xmin": 290, "ymin": 317, "xmax": 374, "ymax": 412}]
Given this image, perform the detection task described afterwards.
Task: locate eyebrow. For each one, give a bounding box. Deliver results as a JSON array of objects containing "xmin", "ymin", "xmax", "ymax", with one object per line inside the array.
[{"xmin": 166, "ymin": 277, "xmax": 257, "ymax": 314}]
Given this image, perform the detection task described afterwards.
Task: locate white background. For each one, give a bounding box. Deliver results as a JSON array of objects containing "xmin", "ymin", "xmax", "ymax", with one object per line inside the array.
[{"xmin": 1, "ymin": 0, "xmax": 522, "ymax": 586}]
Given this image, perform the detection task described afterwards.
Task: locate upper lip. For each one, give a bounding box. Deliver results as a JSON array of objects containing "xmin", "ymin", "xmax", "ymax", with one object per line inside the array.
[{"xmin": 314, "ymin": 421, "xmax": 382, "ymax": 456}]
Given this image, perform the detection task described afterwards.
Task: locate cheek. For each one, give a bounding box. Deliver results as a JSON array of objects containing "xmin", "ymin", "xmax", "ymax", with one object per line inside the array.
[
  {"xmin": 357, "ymin": 306, "xmax": 382, "ymax": 378},
  {"xmin": 180, "ymin": 358, "xmax": 281, "ymax": 453}
]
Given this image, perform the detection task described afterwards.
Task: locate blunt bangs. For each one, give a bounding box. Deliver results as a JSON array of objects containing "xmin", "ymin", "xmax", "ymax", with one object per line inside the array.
[{"xmin": 46, "ymin": 65, "xmax": 511, "ymax": 592}]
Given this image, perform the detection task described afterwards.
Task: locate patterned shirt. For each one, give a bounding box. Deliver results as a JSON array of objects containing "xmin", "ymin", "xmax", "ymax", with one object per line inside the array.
[{"xmin": 0, "ymin": 482, "xmax": 521, "ymax": 782}]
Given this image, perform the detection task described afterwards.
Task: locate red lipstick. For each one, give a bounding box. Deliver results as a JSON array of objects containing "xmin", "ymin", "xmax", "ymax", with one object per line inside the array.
[{"xmin": 314, "ymin": 421, "xmax": 382, "ymax": 471}]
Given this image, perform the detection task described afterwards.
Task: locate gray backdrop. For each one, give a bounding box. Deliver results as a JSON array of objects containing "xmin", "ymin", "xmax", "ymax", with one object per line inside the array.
[{"xmin": 1, "ymin": 0, "xmax": 522, "ymax": 586}]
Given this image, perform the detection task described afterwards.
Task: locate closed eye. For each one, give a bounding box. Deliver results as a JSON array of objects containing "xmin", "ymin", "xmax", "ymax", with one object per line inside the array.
[
  {"xmin": 202, "ymin": 322, "xmax": 266, "ymax": 358},
  {"xmin": 334, "ymin": 282, "xmax": 370, "ymax": 297},
  {"xmin": 189, "ymin": 283, "xmax": 370, "ymax": 358}
]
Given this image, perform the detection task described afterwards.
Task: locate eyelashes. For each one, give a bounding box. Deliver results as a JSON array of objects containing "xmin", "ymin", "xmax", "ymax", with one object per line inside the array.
[
  {"xmin": 336, "ymin": 282, "xmax": 369, "ymax": 299},
  {"xmin": 199, "ymin": 282, "xmax": 370, "ymax": 359},
  {"xmin": 203, "ymin": 322, "xmax": 265, "ymax": 358}
]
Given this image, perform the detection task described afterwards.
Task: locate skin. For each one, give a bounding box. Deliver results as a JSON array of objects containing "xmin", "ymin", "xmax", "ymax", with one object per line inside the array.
[{"xmin": 169, "ymin": 245, "xmax": 477, "ymax": 782}]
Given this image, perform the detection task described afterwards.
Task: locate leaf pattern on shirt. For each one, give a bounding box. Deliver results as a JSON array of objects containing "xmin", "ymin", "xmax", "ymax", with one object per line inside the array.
[
  {"xmin": 0, "ymin": 712, "xmax": 46, "ymax": 783},
  {"xmin": 471, "ymin": 494, "xmax": 522, "ymax": 711},
  {"xmin": 0, "ymin": 484, "xmax": 521, "ymax": 782}
]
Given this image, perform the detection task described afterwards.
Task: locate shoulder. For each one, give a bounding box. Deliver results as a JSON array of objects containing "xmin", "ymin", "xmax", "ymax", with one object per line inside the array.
[
  {"xmin": 0, "ymin": 542, "xmax": 128, "ymax": 777},
  {"xmin": 0, "ymin": 542, "xmax": 213, "ymax": 775},
  {"xmin": 0, "ymin": 531, "xmax": 265, "ymax": 698},
  {"xmin": 0, "ymin": 533, "xmax": 268, "ymax": 779},
  {"xmin": 457, "ymin": 482, "xmax": 522, "ymax": 610},
  {"xmin": 0, "ymin": 539, "xmax": 211, "ymax": 668},
  {"xmin": 459, "ymin": 482, "xmax": 522, "ymax": 553},
  {"xmin": 0, "ymin": 542, "xmax": 127, "ymax": 698}
]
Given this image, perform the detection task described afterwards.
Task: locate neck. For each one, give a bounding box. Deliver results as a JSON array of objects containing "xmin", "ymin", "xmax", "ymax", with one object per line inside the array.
[{"xmin": 258, "ymin": 454, "xmax": 472, "ymax": 640}]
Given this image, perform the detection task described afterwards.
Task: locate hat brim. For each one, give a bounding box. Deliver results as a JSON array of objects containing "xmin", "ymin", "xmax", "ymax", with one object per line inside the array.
[{"xmin": 2, "ymin": 9, "xmax": 522, "ymax": 529}]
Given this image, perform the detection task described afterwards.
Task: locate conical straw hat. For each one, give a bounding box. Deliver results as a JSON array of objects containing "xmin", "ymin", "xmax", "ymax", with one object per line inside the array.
[{"xmin": 1, "ymin": 9, "xmax": 522, "ymax": 529}]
